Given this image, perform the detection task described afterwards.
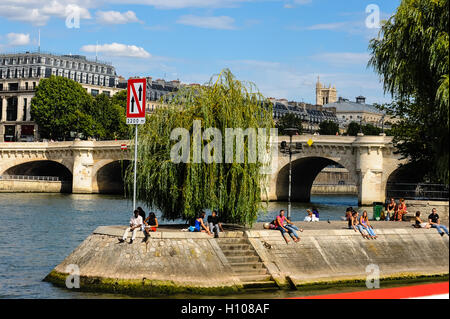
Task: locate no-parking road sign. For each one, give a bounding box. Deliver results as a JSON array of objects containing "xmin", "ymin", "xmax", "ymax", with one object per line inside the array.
[{"xmin": 126, "ymin": 78, "xmax": 146, "ymax": 124}]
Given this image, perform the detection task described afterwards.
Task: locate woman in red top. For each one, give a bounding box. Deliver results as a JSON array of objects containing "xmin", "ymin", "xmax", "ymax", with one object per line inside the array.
[{"xmin": 394, "ymin": 199, "xmax": 408, "ymax": 221}]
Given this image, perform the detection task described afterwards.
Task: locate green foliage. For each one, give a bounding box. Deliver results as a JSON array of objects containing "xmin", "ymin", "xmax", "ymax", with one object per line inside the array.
[
  {"xmin": 369, "ymin": 0, "xmax": 449, "ymax": 184},
  {"xmin": 346, "ymin": 122, "xmax": 361, "ymax": 136},
  {"xmin": 276, "ymin": 113, "xmax": 303, "ymax": 135},
  {"xmin": 30, "ymin": 76, "xmax": 93, "ymax": 140},
  {"xmin": 90, "ymin": 93, "xmax": 129, "ymax": 140},
  {"xmin": 319, "ymin": 120, "xmax": 339, "ymax": 135},
  {"xmin": 125, "ymin": 69, "xmax": 274, "ymax": 225},
  {"xmin": 345, "ymin": 121, "xmax": 383, "ymax": 136},
  {"xmin": 31, "ymin": 76, "xmax": 128, "ymax": 140}
]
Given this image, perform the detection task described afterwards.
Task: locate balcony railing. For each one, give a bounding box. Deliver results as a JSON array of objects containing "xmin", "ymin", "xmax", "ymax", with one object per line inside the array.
[
  {"xmin": 0, "ymin": 175, "xmax": 67, "ymax": 182},
  {"xmin": 0, "ymin": 86, "xmax": 36, "ymax": 92},
  {"xmin": 386, "ymin": 183, "xmax": 449, "ymax": 201}
]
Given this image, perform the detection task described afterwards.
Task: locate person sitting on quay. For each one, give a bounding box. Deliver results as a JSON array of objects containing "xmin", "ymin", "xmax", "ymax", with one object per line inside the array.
[
  {"xmin": 386, "ymin": 198, "xmax": 397, "ymax": 221},
  {"xmin": 118, "ymin": 209, "xmax": 143, "ymax": 244},
  {"xmin": 143, "ymin": 212, "xmax": 159, "ymax": 242},
  {"xmin": 304, "ymin": 209, "xmax": 319, "ymax": 222},
  {"xmin": 359, "ymin": 210, "xmax": 377, "ymax": 239},
  {"xmin": 350, "ymin": 211, "xmax": 370, "ymax": 239},
  {"xmin": 393, "ymin": 198, "xmax": 408, "ymax": 221},
  {"xmin": 208, "ymin": 210, "xmax": 224, "ymax": 238},
  {"xmin": 190, "ymin": 211, "xmax": 212, "ymax": 235},
  {"xmin": 428, "ymin": 208, "xmax": 449, "ymax": 237},
  {"xmin": 137, "ymin": 207, "xmax": 146, "ymax": 225},
  {"xmin": 413, "ymin": 211, "xmax": 431, "ymax": 229},
  {"xmin": 345, "ymin": 207, "xmax": 356, "ymax": 228},
  {"xmin": 275, "ymin": 210, "xmax": 300, "ymax": 243},
  {"xmin": 312, "ymin": 207, "xmax": 320, "ymax": 221}
]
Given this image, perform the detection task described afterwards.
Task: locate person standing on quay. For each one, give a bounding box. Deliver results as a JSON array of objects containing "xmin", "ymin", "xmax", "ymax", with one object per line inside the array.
[{"xmin": 119, "ymin": 210, "xmax": 143, "ymax": 244}]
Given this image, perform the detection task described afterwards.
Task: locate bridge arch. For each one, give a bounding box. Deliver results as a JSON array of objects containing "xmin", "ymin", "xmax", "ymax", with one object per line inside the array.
[
  {"xmin": 275, "ymin": 155, "xmax": 357, "ymax": 202},
  {"xmin": 1, "ymin": 160, "xmax": 73, "ymax": 192},
  {"xmin": 2, "ymin": 160, "xmax": 73, "ymax": 180},
  {"xmin": 92, "ymin": 159, "xmax": 131, "ymax": 194}
]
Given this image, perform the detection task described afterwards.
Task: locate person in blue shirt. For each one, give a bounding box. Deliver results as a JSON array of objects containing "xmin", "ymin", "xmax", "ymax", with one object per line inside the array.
[
  {"xmin": 312, "ymin": 207, "xmax": 320, "ymax": 220},
  {"xmin": 193, "ymin": 211, "xmax": 212, "ymax": 236}
]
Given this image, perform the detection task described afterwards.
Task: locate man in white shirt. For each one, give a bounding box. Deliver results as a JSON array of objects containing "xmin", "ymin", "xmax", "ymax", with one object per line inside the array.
[{"xmin": 119, "ymin": 209, "xmax": 143, "ymax": 244}]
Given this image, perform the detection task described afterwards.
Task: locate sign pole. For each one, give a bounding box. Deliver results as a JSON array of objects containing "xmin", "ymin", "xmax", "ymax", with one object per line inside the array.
[
  {"xmin": 133, "ymin": 124, "xmax": 138, "ymax": 211},
  {"xmin": 126, "ymin": 78, "xmax": 146, "ymax": 212}
]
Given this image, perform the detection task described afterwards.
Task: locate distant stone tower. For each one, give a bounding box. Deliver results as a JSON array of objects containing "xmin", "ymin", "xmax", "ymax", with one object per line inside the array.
[{"xmin": 315, "ymin": 76, "xmax": 337, "ymax": 106}]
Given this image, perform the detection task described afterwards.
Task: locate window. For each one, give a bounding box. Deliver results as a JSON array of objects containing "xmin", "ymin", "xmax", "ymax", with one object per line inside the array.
[
  {"xmin": 91, "ymin": 89, "xmax": 99, "ymax": 97},
  {"xmin": 6, "ymin": 97, "xmax": 18, "ymax": 121},
  {"xmin": 23, "ymin": 98, "xmax": 27, "ymax": 121}
]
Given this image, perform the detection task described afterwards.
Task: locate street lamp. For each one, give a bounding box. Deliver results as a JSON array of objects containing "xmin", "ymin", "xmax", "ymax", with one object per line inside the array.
[{"xmin": 284, "ymin": 127, "xmax": 299, "ymax": 220}]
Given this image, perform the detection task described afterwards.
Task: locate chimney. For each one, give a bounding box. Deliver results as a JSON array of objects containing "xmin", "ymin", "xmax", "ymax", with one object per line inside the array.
[{"xmin": 356, "ymin": 96, "xmax": 366, "ymax": 104}]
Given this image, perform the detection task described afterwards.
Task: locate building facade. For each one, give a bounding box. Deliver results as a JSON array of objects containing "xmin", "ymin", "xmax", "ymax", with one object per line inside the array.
[
  {"xmin": 145, "ymin": 77, "xmax": 181, "ymax": 113},
  {"xmin": 271, "ymin": 98, "xmax": 338, "ymax": 132},
  {"xmin": 0, "ymin": 51, "xmax": 121, "ymax": 142},
  {"xmin": 324, "ymin": 96, "xmax": 391, "ymax": 128}
]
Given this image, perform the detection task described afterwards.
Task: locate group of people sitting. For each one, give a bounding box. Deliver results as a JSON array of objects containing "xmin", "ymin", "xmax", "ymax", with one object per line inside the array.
[
  {"xmin": 414, "ymin": 208, "xmax": 449, "ymax": 236},
  {"xmin": 118, "ymin": 207, "xmax": 159, "ymax": 244},
  {"xmin": 186, "ymin": 210, "xmax": 224, "ymax": 238},
  {"xmin": 304, "ymin": 207, "xmax": 320, "ymax": 222},
  {"xmin": 346, "ymin": 208, "xmax": 378, "ymax": 239},
  {"xmin": 385, "ymin": 198, "xmax": 408, "ymax": 221}
]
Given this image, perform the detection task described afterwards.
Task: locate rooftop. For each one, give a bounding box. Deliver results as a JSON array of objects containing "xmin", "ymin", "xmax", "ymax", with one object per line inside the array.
[
  {"xmin": 325, "ymin": 96, "xmax": 383, "ymax": 114},
  {"xmin": 0, "ymin": 50, "xmax": 113, "ymax": 66}
]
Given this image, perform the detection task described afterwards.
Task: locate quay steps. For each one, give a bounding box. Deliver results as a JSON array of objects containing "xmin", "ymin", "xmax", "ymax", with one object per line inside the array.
[{"xmin": 216, "ymin": 237, "xmax": 278, "ymax": 290}]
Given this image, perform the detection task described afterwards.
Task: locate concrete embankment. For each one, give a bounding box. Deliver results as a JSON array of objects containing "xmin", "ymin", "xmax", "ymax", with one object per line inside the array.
[
  {"xmin": 45, "ymin": 223, "xmax": 449, "ymax": 296},
  {"xmin": 0, "ymin": 180, "xmax": 71, "ymax": 193}
]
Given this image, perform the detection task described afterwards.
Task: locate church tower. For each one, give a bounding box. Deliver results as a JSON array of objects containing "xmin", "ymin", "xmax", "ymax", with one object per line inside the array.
[{"xmin": 315, "ymin": 76, "xmax": 337, "ymax": 106}]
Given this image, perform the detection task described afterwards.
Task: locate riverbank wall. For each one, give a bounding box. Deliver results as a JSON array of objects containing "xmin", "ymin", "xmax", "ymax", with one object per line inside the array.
[
  {"xmin": 45, "ymin": 224, "xmax": 449, "ymax": 296},
  {"xmin": 310, "ymin": 184, "xmax": 357, "ymax": 195},
  {"xmin": 0, "ymin": 180, "xmax": 71, "ymax": 193}
]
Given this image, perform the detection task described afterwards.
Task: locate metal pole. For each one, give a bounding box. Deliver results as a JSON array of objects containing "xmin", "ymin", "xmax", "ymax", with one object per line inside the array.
[
  {"xmin": 133, "ymin": 124, "xmax": 138, "ymax": 211},
  {"xmin": 288, "ymin": 134, "xmax": 292, "ymax": 220}
]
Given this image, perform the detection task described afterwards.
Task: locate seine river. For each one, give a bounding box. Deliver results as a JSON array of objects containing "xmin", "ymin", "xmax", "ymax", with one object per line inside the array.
[{"xmin": 0, "ymin": 192, "xmax": 412, "ymax": 299}]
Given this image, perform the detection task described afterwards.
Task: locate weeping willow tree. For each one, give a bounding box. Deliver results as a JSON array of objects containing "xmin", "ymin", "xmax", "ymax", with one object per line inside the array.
[
  {"xmin": 368, "ymin": 0, "xmax": 449, "ymax": 184},
  {"xmin": 124, "ymin": 69, "xmax": 274, "ymax": 226}
]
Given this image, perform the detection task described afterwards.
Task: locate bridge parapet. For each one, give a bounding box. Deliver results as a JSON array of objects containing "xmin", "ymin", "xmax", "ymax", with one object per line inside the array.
[{"xmin": 0, "ymin": 136, "xmax": 404, "ymax": 204}]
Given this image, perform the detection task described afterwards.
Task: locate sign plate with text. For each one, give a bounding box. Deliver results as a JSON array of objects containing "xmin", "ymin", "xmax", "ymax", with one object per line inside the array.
[{"xmin": 126, "ymin": 78, "xmax": 146, "ymax": 124}]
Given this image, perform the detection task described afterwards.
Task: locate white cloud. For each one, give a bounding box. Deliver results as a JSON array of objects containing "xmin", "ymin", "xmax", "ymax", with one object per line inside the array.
[
  {"xmin": 81, "ymin": 42, "xmax": 151, "ymax": 58},
  {"xmin": 311, "ymin": 52, "xmax": 371, "ymax": 66},
  {"xmin": 0, "ymin": 1, "xmax": 91, "ymax": 26},
  {"xmin": 113, "ymin": 0, "xmax": 250, "ymax": 9},
  {"xmin": 176, "ymin": 15, "xmax": 236, "ymax": 30},
  {"xmin": 6, "ymin": 33, "xmax": 31, "ymax": 46},
  {"xmin": 0, "ymin": 0, "xmax": 254, "ymax": 26},
  {"xmin": 96, "ymin": 10, "xmax": 141, "ymax": 24},
  {"xmin": 305, "ymin": 22, "xmax": 347, "ymax": 31},
  {"xmin": 284, "ymin": 0, "xmax": 312, "ymax": 8}
]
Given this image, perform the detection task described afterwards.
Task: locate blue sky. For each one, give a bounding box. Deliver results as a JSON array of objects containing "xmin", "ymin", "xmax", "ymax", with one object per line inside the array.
[{"xmin": 0, "ymin": 0, "xmax": 400, "ymax": 104}]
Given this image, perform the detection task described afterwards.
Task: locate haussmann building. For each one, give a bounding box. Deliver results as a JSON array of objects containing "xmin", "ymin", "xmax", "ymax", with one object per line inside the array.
[{"xmin": 0, "ymin": 51, "xmax": 122, "ymax": 142}]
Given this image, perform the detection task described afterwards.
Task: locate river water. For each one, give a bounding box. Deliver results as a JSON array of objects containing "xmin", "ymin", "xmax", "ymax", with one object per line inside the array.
[{"xmin": 0, "ymin": 193, "xmax": 421, "ymax": 299}]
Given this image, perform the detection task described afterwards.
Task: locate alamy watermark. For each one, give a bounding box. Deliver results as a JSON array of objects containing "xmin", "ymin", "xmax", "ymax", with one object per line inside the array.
[
  {"xmin": 365, "ymin": 4, "xmax": 381, "ymax": 29},
  {"xmin": 169, "ymin": 120, "xmax": 278, "ymax": 174},
  {"xmin": 65, "ymin": 7, "xmax": 81, "ymax": 29},
  {"xmin": 65, "ymin": 264, "xmax": 80, "ymax": 289},
  {"xmin": 366, "ymin": 263, "xmax": 380, "ymax": 289}
]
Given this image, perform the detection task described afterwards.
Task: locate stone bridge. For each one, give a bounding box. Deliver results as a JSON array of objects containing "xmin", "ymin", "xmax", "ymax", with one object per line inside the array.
[
  {"xmin": 0, "ymin": 140, "xmax": 130, "ymax": 194},
  {"xmin": 266, "ymin": 134, "xmax": 405, "ymax": 205},
  {"xmin": 0, "ymin": 135, "xmax": 405, "ymax": 204}
]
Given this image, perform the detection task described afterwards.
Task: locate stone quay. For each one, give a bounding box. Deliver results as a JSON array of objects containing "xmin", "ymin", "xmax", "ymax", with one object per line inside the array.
[{"xmin": 45, "ymin": 221, "xmax": 449, "ymax": 296}]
